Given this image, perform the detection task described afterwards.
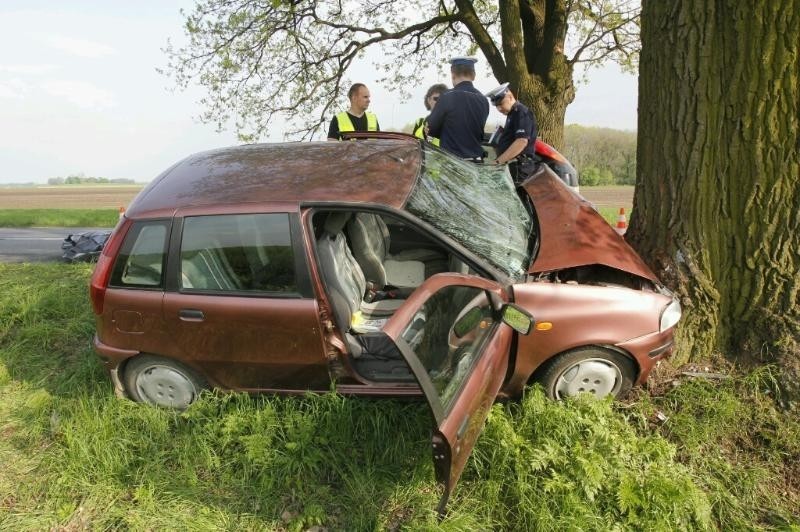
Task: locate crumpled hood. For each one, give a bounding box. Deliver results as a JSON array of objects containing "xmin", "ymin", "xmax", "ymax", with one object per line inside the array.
[{"xmin": 523, "ymin": 167, "xmax": 658, "ymax": 282}]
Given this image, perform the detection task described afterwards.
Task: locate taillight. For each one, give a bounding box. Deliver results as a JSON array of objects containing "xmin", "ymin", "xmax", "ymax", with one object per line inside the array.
[
  {"xmin": 89, "ymin": 218, "xmax": 131, "ymax": 315},
  {"xmin": 534, "ymin": 139, "xmax": 567, "ymax": 163}
]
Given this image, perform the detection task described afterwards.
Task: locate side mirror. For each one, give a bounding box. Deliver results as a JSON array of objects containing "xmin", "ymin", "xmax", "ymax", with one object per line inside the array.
[{"xmin": 500, "ymin": 304, "xmax": 534, "ymax": 335}]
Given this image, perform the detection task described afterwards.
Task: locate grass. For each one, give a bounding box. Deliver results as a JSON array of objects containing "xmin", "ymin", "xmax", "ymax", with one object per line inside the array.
[
  {"xmin": 0, "ymin": 206, "xmax": 623, "ymax": 230},
  {"xmin": 0, "ymin": 209, "xmax": 119, "ymax": 228},
  {"xmin": 1, "ymin": 263, "xmax": 798, "ymax": 529},
  {"xmin": 597, "ymin": 206, "xmax": 622, "ymax": 225}
]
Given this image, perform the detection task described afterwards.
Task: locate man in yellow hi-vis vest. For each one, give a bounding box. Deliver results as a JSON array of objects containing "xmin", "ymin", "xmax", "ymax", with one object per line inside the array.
[{"xmin": 327, "ymin": 83, "xmax": 380, "ymax": 140}]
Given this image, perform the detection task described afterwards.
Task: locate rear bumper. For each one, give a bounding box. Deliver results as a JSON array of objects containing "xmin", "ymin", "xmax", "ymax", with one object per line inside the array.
[
  {"xmin": 615, "ymin": 328, "xmax": 676, "ymax": 384},
  {"xmin": 93, "ymin": 335, "xmax": 137, "ymax": 398}
]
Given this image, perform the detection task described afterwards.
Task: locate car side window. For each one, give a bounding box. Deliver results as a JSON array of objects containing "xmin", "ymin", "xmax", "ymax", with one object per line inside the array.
[
  {"xmin": 110, "ymin": 221, "xmax": 170, "ymax": 288},
  {"xmin": 180, "ymin": 213, "xmax": 297, "ymax": 294},
  {"xmin": 400, "ymin": 285, "xmax": 497, "ymax": 413}
]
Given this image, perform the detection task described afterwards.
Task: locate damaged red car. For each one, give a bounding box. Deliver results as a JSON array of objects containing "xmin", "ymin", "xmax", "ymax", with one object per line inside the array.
[{"xmin": 90, "ymin": 134, "xmax": 680, "ymax": 509}]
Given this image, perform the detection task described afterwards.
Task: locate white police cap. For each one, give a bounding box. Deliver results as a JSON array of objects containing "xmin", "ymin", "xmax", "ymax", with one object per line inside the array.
[
  {"xmin": 449, "ymin": 56, "xmax": 478, "ymax": 67},
  {"xmin": 485, "ymin": 82, "xmax": 510, "ymax": 105}
]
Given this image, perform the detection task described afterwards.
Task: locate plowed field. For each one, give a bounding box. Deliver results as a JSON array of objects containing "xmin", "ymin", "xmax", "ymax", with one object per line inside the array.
[
  {"xmin": 0, "ymin": 186, "xmax": 143, "ymax": 209},
  {"xmin": 580, "ymin": 185, "xmax": 634, "ymax": 210}
]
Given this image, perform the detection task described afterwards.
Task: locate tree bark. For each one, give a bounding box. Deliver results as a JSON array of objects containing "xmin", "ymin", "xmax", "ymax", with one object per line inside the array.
[
  {"xmin": 516, "ymin": 75, "xmax": 573, "ymax": 149},
  {"xmin": 500, "ymin": 0, "xmax": 575, "ymax": 149},
  {"xmin": 630, "ymin": 1, "xmax": 800, "ymax": 402}
]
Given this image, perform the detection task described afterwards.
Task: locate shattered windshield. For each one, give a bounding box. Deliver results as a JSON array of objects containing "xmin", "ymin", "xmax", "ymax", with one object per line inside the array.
[{"xmin": 405, "ymin": 146, "xmax": 533, "ymax": 278}]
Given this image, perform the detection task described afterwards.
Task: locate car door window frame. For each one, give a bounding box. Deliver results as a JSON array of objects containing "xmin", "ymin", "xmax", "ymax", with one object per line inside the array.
[
  {"xmin": 303, "ymin": 202, "xmax": 498, "ymax": 283},
  {"xmin": 378, "ymin": 273, "xmax": 514, "ymax": 516},
  {"xmin": 165, "ymin": 212, "xmax": 314, "ymax": 298},
  {"xmin": 392, "ymin": 308, "xmax": 501, "ymax": 424},
  {"xmin": 108, "ymin": 218, "xmax": 172, "ymax": 290}
]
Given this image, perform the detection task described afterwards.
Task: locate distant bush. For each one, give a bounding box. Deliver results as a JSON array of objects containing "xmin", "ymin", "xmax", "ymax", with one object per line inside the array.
[
  {"xmin": 580, "ymin": 165, "xmax": 615, "ymax": 186},
  {"xmin": 564, "ymin": 125, "xmax": 637, "ymax": 186}
]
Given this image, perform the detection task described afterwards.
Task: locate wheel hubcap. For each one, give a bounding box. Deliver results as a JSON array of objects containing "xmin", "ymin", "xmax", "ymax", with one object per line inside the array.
[
  {"xmin": 555, "ymin": 358, "xmax": 622, "ymax": 399},
  {"xmin": 135, "ymin": 365, "xmax": 197, "ymax": 409}
]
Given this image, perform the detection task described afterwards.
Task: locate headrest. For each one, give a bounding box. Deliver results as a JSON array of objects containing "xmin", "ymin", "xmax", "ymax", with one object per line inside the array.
[{"xmin": 323, "ymin": 212, "xmax": 352, "ymax": 234}]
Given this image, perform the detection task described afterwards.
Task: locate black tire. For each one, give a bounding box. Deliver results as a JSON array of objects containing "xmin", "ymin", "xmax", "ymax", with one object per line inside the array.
[
  {"xmin": 536, "ymin": 347, "xmax": 636, "ymax": 400},
  {"xmin": 124, "ymin": 354, "xmax": 208, "ymax": 410}
]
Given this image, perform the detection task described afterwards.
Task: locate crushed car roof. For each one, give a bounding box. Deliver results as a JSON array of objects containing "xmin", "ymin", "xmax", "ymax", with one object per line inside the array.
[{"xmin": 126, "ymin": 139, "xmax": 422, "ymax": 217}]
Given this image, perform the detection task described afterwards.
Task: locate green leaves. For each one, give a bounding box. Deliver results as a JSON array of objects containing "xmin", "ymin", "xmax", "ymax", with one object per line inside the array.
[{"xmin": 162, "ymin": 1, "xmax": 641, "ymax": 141}]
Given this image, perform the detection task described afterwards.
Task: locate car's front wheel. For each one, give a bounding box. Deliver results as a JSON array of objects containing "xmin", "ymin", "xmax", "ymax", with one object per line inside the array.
[
  {"xmin": 123, "ymin": 354, "xmax": 207, "ymax": 410},
  {"xmin": 536, "ymin": 347, "xmax": 636, "ymax": 400}
]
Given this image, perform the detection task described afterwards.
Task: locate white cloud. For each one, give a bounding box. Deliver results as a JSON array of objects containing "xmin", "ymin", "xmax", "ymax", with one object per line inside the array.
[
  {"xmin": 0, "ymin": 78, "xmax": 29, "ymax": 99},
  {"xmin": 41, "ymin": 80, "xmax": 116, "ymax": 109},
  {"xmin": 45, "ymin": 35, "xmax": 116, "ymax": 58},
  {"xmin": 0, "ymin": 64, "xmax": 57, "ymax": 74}
]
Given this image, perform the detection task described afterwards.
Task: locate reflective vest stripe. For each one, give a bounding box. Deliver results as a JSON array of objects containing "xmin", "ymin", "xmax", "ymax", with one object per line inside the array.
[
  {"xmin": 412, "ymin": 118, "xmax": 425, "ymax": 139},
  {"xmin": 412, "ymin": 117, "xmax": 440, "ymax": 146},
  {"xmin": 336, "ymin": 111, "xmax": 378, "ymax": 132}
]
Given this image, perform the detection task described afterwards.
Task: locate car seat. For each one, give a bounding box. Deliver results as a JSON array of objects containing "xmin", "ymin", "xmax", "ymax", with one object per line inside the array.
[
  {"xmin": 315, "ymin": 212, "xmax": 404, "ymax": 335},
  {"xmin": 346, "ymin": 212, "xmax": 446, "ymax": 290},
  {"xmin": 181, "ymin": 245, "xmax": 242, "ymax": 290}
]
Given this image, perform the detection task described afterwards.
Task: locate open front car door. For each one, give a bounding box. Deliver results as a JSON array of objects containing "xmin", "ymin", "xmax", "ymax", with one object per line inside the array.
[{"xmin": 372, "ymin": 273, "xmax": 533, "ymax": 515}]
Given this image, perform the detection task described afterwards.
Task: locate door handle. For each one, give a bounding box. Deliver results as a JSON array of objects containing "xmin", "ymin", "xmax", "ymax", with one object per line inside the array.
[{"xmin": 179, "ymin": 308, "xmax": 205, "ymax": 321}]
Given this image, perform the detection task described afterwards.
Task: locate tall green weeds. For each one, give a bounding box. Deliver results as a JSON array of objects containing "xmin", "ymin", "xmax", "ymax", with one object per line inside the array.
[{"xmin": 1, "ymin": 263, "xmax": 798, "ymax": 529}]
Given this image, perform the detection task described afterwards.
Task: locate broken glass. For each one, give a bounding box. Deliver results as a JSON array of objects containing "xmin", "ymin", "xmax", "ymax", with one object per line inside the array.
[{"xmin": 405, "ymin": 146, "xmax": 533, "ymax": 278}]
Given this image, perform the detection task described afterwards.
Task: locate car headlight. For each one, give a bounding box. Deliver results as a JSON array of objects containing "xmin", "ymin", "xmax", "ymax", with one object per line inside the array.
[{"xmin": 659, "ymin": 298, "xmax": 682, "ymax": 332}]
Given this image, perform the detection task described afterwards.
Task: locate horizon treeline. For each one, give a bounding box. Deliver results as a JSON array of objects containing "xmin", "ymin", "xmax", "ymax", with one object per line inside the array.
[{"xmin": 47, "ymin": 173, "xmax": 136, "ymax": 185}]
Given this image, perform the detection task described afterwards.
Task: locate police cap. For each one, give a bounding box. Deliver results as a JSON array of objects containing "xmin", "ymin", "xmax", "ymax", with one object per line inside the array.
[
  {"xmin": 485, "ymin": 82, "xmax": 510, "ymax": 105},
  {"xmin": 449, "ymin": 56, "xmax": 478, "ymax": 67}
]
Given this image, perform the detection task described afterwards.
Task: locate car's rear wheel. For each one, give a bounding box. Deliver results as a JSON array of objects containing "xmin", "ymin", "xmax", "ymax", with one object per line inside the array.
[
  {"xmin": 536, "ymin": 347, "xmax": 636, "ymax": 400},
  {"xmin": 124, "ymin": 355, "xmax": 207, "ymax": 410}
]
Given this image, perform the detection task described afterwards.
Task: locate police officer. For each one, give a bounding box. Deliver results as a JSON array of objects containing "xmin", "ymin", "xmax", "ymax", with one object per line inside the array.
[
  {"xmin": 327, "ymin": 83, "xmax": 380, "ymax": 140},
  {"xmin": 412, "ymin": 83, "xmax": 448, "ymax": 146},
  {"xmin": 486, "ymin": 83, "xmax": 539, "ymax": 183},
  {"xmin": 425, "ymin": 57, "xmax": 489, "ymax": 161}
]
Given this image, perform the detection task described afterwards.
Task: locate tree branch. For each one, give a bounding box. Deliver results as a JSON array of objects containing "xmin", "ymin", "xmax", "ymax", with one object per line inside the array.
[{"xmin": 453, "ymin": 0, "xmax": 507, "ymax": 81}]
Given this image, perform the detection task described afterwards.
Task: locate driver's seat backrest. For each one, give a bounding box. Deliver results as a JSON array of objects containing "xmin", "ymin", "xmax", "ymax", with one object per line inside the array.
[
  {"xmin": 315, "ymin": 212, "xmax": 366, "ymax": 330},
  {"xmin": 346, "ymin": 212, "xmax": 390, "ymax": 286}
]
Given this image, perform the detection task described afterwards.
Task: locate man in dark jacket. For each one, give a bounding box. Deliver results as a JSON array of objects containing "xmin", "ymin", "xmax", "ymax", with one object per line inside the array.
[
  {"xmin": 425, "ymin": 57, "xmax": 489, "ymax": 161},
  {"xmin": 486, "ymin": 83, "xmax": 539, "ymax": 183}
]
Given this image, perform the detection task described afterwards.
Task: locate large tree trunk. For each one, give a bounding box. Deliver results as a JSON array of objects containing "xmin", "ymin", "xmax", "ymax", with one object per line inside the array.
[
  {"xmin": 515, "ymin": 70, "xmax": 574, "ymax": 150},
  {"xmin": 629, "ymin": 1, "xmax": 800, "ymax": 402},
  {"xmin": 492, "ymin": 0, "xmax": 574, "ymax": 149}
]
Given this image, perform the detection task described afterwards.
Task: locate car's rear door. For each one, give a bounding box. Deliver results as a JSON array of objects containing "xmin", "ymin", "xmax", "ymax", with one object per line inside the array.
[
  {"xmin": 162, "ymin": 207, "xmax": 329, "ymax": 392},
  {"xmin": 378, "ymin": 273, "xmax": 515, "ymax": 514}
]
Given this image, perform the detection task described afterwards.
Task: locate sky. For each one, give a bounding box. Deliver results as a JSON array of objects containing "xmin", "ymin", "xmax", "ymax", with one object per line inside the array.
[{"xmin": 0, "ymin": 1, "xmax": 638, "ymax": 184}]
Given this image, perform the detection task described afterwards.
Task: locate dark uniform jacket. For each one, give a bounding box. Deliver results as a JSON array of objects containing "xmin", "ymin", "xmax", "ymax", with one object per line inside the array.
[
  {"xmin": 426, "ymin": 81, "xmax": 489, "ymax": 159},
  {"xmin": 496, "ymin": 101, "xmax": 538, "ymax": 159}
]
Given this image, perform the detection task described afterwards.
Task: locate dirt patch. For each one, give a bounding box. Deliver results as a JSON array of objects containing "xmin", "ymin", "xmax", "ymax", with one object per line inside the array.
[{"xmin": 0, "ymin": 186, "xmax": 143, "ymax": 209}]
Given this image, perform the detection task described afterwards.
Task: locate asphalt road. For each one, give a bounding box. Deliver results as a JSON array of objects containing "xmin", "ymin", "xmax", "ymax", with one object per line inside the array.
[{"xmin": 0, "ymin": 227, "xmax": 109, "ymax": 263}]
